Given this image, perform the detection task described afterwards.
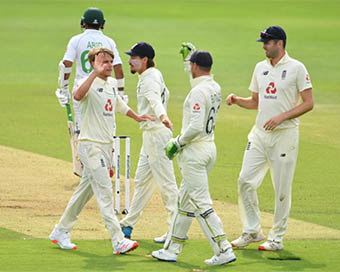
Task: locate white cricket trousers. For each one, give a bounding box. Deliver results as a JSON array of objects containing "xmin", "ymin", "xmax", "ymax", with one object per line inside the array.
[
  {"xmin": 120, "ymin": 126, "xmax": 178, "ymax": 228},
  {"xmin": 238, "ymin": 125, "xmax": 299, "ymax": 242},
  {"xmin": 57, "ymin": 141, "xmax": 124, "ymax": 246},
  {"xmin": 165, "ymin": 142, "xmax": 232, "ymax": 256}
]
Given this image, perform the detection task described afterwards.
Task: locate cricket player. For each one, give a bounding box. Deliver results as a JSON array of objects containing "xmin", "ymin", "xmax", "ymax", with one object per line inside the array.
[
  {"xmin": 56, "ymin": 7, "xmax": 127, "ymax": 134},
  {"xmin": 226, "ymin": 26, "xmax": 314, "ymax": 251},
  {"xmin": 119, "ymin": 42, "xmax": 179, "ymax": 243},
  {"xmin": 152, "ymin": 50, "xmax": 237, "ymax": 266},
  {"xmin": 49, "ymin": 47, "xmax": 155, "ymax": 254}
]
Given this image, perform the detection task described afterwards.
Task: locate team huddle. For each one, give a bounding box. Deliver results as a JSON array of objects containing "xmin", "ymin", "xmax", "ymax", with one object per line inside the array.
[{"xmin": 49, "ymin": 7, "xmax": 314, "ymax": 266}]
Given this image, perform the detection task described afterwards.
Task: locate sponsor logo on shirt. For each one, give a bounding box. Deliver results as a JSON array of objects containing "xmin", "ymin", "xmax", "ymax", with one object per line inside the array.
[
  {"xmin": 306, "ymin": 74, "xmax": 311, "ymax": 84},
  {"xmin": 105, "ymin": 99, "xmax": 113, "ymax": 111},
  {"xmin": 281, "ymin": 70, "xmax": 287, "ymax": 80},
  {"xmin": 193, "ymin": 103, "xmax": 201, "ymax": 111},
  {"xmin": 263, "ymin": 71, "xmax": 269, "ymax": 76},
  {"xmin": 103, "ymin": 99, "xmax": 113, "ymax": 117},
  {"xmin": 264, "ymin": 82, "xmax": 277, "ymax": 100},
  {"xmin": 97, "ymin": 88, "xmax": 103, "ymax": 93}
]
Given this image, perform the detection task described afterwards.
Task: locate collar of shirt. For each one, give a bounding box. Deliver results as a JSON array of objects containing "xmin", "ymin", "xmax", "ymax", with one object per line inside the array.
[
  {"xmin": 94, "ymin": 76, "xmax": 110, "ymax": 86},
  {"xmin": 190, "ymin": 75, "xmax": 213, "ymax": 88},
  {"xmin": 266, "ymin": 52, "xmax": 291, "ymax": 67},
  {"xmin": 139, "ymin": 67, "xmax": 155, "ymax": 80},
  {"xmin": 84, "ymin": 29, "xmax": 102, "ymax": 34}
]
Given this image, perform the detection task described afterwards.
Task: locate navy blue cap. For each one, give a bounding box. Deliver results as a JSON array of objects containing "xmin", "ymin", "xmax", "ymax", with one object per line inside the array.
[
  {"xmin": 125, "ymin": 42, "xmax": 155, "ymax": 59},
  {"xmin": 189, "ymin": 50, "xmax": 213, "ymax": 68},
  {"xmin": 257, "ymin": 26, "xmax": 287, "ymax": 42}
]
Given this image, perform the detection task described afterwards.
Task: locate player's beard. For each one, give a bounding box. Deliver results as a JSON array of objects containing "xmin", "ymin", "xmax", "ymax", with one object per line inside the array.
[{"xmin": 129, "ymin": 58, "xmax": 142, "ymax": 74}]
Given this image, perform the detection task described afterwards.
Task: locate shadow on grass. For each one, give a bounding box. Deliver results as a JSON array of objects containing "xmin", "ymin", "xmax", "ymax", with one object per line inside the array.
[{"xmin": 234, "ymin": 247, "xmax": 325, "ymax": 271}]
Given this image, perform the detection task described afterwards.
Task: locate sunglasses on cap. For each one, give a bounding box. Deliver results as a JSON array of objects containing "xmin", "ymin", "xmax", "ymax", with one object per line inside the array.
[{"xmin": 260, "ymin": 32, "xmax": 276, "ymax": 39}]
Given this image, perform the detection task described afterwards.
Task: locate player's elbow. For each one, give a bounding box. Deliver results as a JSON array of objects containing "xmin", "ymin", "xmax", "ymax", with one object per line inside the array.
[
  {"xmin": 73, "ymin": 92, "xmax": 82, "ymax": 101},
  {"xmin": 307, "ymin": 101, "xmax": 314, "ymax": 112},
  {"xmin": 305, "ymin": 96, "xmax": 314, "ymax": 112}
]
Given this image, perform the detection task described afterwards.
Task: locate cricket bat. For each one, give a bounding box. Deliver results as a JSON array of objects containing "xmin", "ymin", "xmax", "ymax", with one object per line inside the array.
[{"xmin": 66, "ymin": 104, "xmax": 82, "ymax": 177}]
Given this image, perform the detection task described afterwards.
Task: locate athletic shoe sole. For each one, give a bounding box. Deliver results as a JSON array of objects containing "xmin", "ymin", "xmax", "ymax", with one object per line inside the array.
[
  {"xmin": 50, "ymin": 239, "xmax": 77, "ymax": 250},
  {"xmin": 151, "ymin": 255, "xmax": 177, "ymax": 262},
  {"xmin": 220, "ymin": 257, "xmax": 237, "ymax": 265},
  {"xmin": 258, "ymin": 245, "xmax": 283, "ymax": 251},
  {"xmin": 231, "ymin": 237, "xmax": 265, "ymax": 248},
  {"xmin": 114, "ymin": 242, "xmax": 139, "ymax": 255}
]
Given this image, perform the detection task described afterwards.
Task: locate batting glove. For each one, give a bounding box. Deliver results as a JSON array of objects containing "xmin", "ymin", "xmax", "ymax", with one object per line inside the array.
[
  {"xmin": 165, "ymin": 136, "xmax": 184, "ymax": 160},
  {"xmin": 55, "ymin": 87, "xmax": 70, "ymax": 107}
]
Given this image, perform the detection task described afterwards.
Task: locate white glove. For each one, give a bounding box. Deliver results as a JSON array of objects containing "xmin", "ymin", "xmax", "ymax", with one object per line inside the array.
[
  {"xmin": 56, "ymin": 88, "xmax": 70, "ymax": 107},
  {"xmin": 180, "ymin": 42, "xmax": 196, "ymax": 72}
]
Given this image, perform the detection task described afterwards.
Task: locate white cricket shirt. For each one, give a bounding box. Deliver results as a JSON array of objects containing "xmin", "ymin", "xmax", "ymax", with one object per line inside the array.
[
  {"xmin": 249, "ymin": 52, "xmax": 312, "ymax": 129},
  {"xmin": 179, "ymin": 75, "xmax": 222, "ymax": 145},
  {"xmin": 136, "ymin": 67, "xmax": 169, "ymax": 130},
  {"xmin": 77, "ymin": 76, "xmax": 130, "ymax": 144},
  {"xmin": 63, "ymin": 29, "xmax": 122, "ymax": 88}
]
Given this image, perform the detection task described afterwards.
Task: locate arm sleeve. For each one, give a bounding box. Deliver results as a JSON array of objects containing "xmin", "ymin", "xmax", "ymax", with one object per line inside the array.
[
  {"xmin": 63, "ymin": 36, "xmax": 78, "ymax": 62},
  {"xmin": 296, "ymin": 62, "xmax": 312, "ymax": 92},
  {"xmin": 143, "ymin": 79, "xmax": 167, "ymax": 118},
  {"xmin": 110, "ymin": 39, "xmax": 122, "ymax": 66},
  {"xmin": 249, "ymin": 64, "xmax": 259, "ymax": 93},
  {"xmin": 179, "ymin": 89, "xmax": 206, "ymax": 145},
  {"xmin": 116, "ymin": 93, "xmax": 130, "ymax": 115}
]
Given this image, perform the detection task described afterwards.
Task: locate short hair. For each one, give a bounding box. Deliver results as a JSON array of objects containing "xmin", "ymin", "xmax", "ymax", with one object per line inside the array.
[
  {"xmin": 198, "ymin": 65, "xmax": 211, "ymax": 72},
  {"xmin": 274, "ymin": 39, "xmax": 286, "ymax": 49},
  {"xmin": 88, "ymin": 47, "xmax": 114, "ymax": 63},
  {"xmin": 86, "ymin": 23, "xmax": 101, "ymax": 30}
]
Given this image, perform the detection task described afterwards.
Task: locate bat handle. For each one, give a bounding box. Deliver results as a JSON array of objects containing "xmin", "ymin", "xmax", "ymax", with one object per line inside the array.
[{"xmin": 66, "ymin": 104, "xmax": 73, "ymax": 122}]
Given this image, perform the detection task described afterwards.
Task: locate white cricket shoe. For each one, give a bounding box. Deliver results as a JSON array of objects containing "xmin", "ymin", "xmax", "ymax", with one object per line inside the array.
[
  {"xmin": 258, "ymin": 240, "xmax": 283, "ymax": 251},
  {"xmin": 204, "ymin": 248, "xmax": 237, "ymax": 265},
  {"xmin": 231, "ymin": 231, "xmax": 265, "ymax": 248},
  {"xmin": 152, "ymin": 249, "xmax": 178, "ymax": 262},
  {"xmin": 154, "ymin": 233, "xmax": 168, "ymax": 243},
  {"xmin": 49, "ymin": 225, "xmax": 77, "ymax": 250},
  {"xmin": 113, "ymin": 238, "xmax": 139, "ymax": 255}
]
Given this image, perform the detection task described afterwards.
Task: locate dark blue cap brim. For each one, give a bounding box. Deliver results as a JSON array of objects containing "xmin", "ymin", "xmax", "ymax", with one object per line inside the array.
[
  {"xmin": 257, "ymin": 38, "xmax": 271, "ymax": 42},
  {"xmin": 125, "ymin": 50, "xmax": 139, "ymax": 56}
]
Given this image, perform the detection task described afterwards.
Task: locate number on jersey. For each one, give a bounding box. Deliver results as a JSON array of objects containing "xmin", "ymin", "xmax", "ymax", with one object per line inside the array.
[{"xmin": 206, "ymin": 105, "xmax": 220, "ymax": 134}]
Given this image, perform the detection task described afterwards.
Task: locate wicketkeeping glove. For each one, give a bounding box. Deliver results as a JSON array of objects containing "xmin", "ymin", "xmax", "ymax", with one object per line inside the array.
[
  {"xmin": 56, "ymin": 87, "xmax": 71, "ymax": 107},
  {"xmin": 180, "ymin": 42, "xmax": 196, "ymax": 72},
  {"xmin": 165, "ymin": 136, "xmax": 184, "ymax": 160}
]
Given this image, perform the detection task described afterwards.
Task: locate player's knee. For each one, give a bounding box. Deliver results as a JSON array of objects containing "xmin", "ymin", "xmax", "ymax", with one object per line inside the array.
[
  {"xmin": 196, "ymin": 208, "xmax": 214, "ymax": 219},
  {"xmin": 238, "ymin": 176, "xmax": 256, "ymax": 191},
  {"xmin": 178, "ymin": 208, "xmax": 195, "ymax": 218}
]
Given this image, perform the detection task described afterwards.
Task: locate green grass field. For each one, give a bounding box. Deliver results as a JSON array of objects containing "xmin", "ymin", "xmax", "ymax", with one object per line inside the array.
[{"xmin": 1, "ymin": 0, "xmax": 340, "ymax": 271}]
